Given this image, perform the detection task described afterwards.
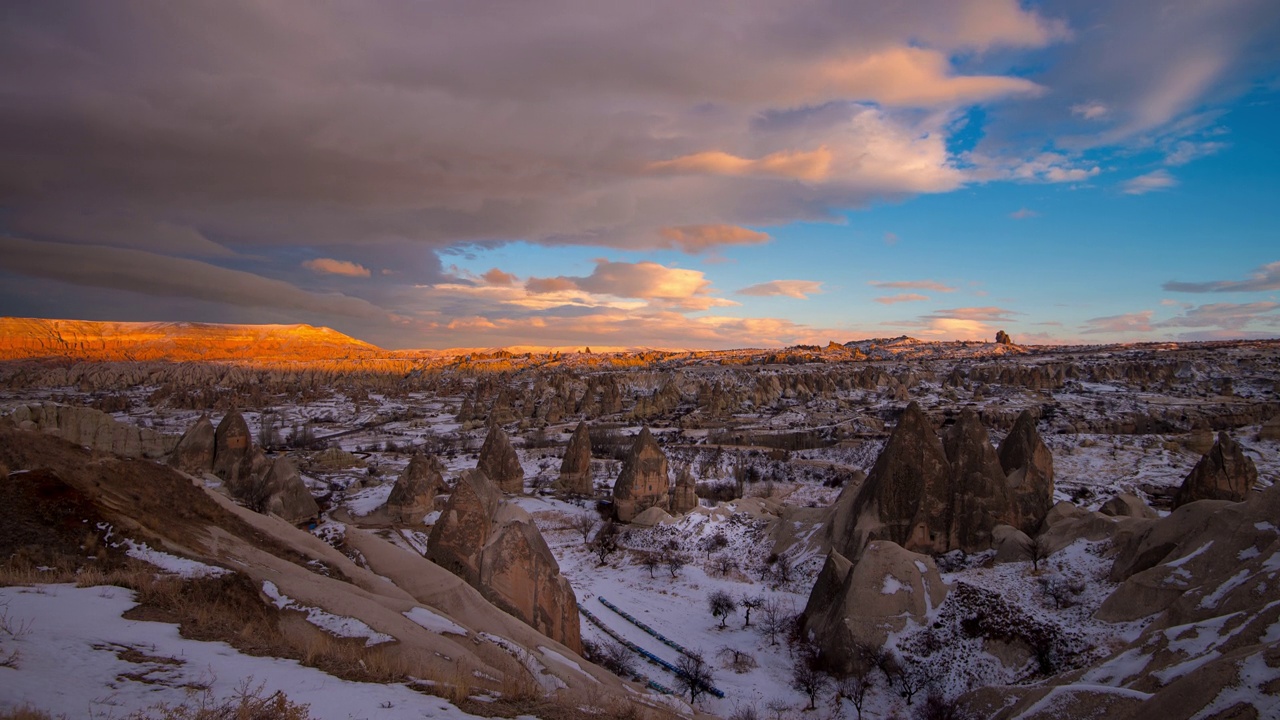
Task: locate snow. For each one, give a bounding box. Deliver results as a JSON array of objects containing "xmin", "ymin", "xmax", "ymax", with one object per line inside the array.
[
  {"xmin": 261, "ymin": 581, "xmax": 394, "ymax": 646},
  {"xmin": 479, "ymin": 632, "xmax": 567, "ymax": 693},
  {"xmin": 1014, "ymin": 683, "xmax": 1152, "ymax": 720},
  {"xmin": 123, "ymin": 539, "xmax": 230, "ymax": 579},
  {"xmin": 1167, "ymin": 541, "xmax": 1213, "ymax": 568},
  {"xmin": 403, "ymin": 607, "xmax": 468, "ymax": 636},
  {"xmin": 538, "ymin": 646, "xmax": 599, "ymax": 684},
  {"xmin": 343, "ymin": 484, "xmax": 393, "ymax": 516},
  {"xmin": 881, "ymin": 574, "xmax": 910, "ymax": 595},
  {"xmin": 0, "ymin": 584, "xmax": 495, "ymax": 720}
]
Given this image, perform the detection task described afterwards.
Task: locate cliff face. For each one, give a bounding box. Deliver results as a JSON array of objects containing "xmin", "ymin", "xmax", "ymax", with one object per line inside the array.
[{"xmin": 0, "ymin": 317, "xmax": 382, "ymax": 363}]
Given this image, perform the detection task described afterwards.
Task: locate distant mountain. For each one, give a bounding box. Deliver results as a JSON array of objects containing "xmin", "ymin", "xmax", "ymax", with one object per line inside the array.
[{"xmin": 0, "ymin": 317, "xmax": 385, "ymax": 363}]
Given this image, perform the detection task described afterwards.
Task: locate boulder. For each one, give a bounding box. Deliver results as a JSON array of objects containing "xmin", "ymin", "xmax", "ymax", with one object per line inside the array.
[
  {"xmin": 1099, "ymin": 492, "xmax": 1158, "ymax": 519},
  {"xmin": 991, "ymin": 524, "xmax": 1032, "ymax": 564},
  {"xmin": 669, "ymin": 466, "xmax": 698, "ymax": 515},
  {"xmin": 833, "ymin": 402, "xmax": 952, "ymax": 558},
  {"xmin": 310, "ymin": 446, "xmax": 366, "ymax": 470},
  {"xmin": 630, "ymin": 505, "xmax": 673, "ymax": 527},
  {"xmin": 169, "ymin": 415, "xmax": 216, "ymax": 474},
  {"xmin": 943, "ymin": 409, "xmax": 1009, "ymax": 552},
  {"xmin": 611, "ymin": 427, "xmax": 671, "ymax": 523},
  {"xmin": 212, "ymin": 411, "xmax": 253, "ymax": 484},
  {"xmin": 802, "ymin": 542, "xmax": 948, "ymax": 674},
  {"xmin": 1173, "ymin": 432, "xmax": 1257, "ymax": 508},
  {"xmin": 1259, "ymin": 415, "xmax": 1280, "ymax": 442},
  {"xmin": 998, "ymin": 409, "xmax": 1055, "ymax": 536},
  {"xmin": 478, "ymin": 424, "xmax": 524, "ymax": 494},
  {"xmin": 553, "ymin": 421, "xmax": 592, "ymax": 495},
  {"xmin": 385, "ymin": 453, "xmax": 448, "ymax": 523},
  {"xmin": 426, "ymin": 468, "xmax": 581, "ymax": 651},
  {"xmin": 261, "ymin": 458, "xmax": 320, "ymax": 525},
  {"xmin": 1038, "ymin": 501, "xmax": 1124, "ymax": 554}
]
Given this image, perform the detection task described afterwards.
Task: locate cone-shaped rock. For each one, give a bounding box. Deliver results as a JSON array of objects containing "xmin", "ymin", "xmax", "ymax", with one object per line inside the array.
[
  {"xmin": 835, "ymin": 402, "xmax": 951, "ymax": 558},
  {"xmin": 1173, "ymin": 432, "xmax": 1257, "ymax": 508},
  {"xmin": 212, "ymin": 411, "xmax": 253, "ymax": 484},
  {"xmin": 998, "ymin": 409, "xmax": 1055, "ymax": 536},
  {"xmin": 478, "ymin": 424, "xmax": 523, "ymax": 494},
  {"xmin": 612, "ymin": 427, "xmax": 670, "ymax": 523},
  {"xmin": 554, "ymin": 421, "xmax": 592, "ymax": 495},
  {"xmin": 670, "ymin": 466, "xmax": 698, "ymax": 515},
  {"xmin": 385, "ymin": 453, "xmax": 448, "ymax": 523},
  {"xmin": 170, "ymin": 414, "xmax": 216, "ymax": 475},
  {"xmin": 943, "ymin": 409, "xmax": 1009, "ymax": 552},
  {"xmin": 428, "ymin": 469, "xmax": 503, "ymax": 584},
  {"xmin": 261, "ymin": 458, "xmax": 320, "ymax": 525}
]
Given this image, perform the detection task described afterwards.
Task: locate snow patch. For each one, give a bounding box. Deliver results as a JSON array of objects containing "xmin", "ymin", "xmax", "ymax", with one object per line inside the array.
[
  {"xmin": 261, "ymin": 581, "xmax": 394, "ymax": 646},
  {"xmin": 403, "ymin": 607, "xmax": 467, "ymax": 636},
  {"xmin": 123, "ymin": 540, "xmax": 229, "ymax": 579}
]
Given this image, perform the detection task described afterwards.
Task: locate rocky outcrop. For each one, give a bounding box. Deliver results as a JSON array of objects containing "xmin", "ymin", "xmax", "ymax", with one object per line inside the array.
[
  {"xmin": 998, "ymin": 410, "xmax": 1055, "ymax": 536},
  {"xmin": 833, "ymin": 402, "xmax": 952, "ymax": 558},
  {"xmin": 169, "ymin": 414, "xmax": 216, "ymax": 474},
  {"xmin": 944, "ymin": 409, "xmax": 1010, "ymax": 551},
  {"xmin": 1173, "ymin": 432, "xmax": 1257, "ymax": 508},
  {"xmin": 427, "ymin": 469, "xmax": 580, "ymax": 651},
  {"xmin": 801, "ymin": 542, "xmax": 948, "ymax": 674},
  {"xmin": 478, "ymin": 424, "xmax": 523, "ymax": 494},
  {"xmin": 611, "ymin": 427, "xmax": 671, "ymax": 523},
  {"xmin": 554, "ymin": 421, "xmax": 592, "ymax": 495},
  {"xmin": 5, "ymin": 403, "xmax": 174, "ymax": 459},
  {"xmin": 669, "ymin": 466, "xmax": 698, "ymax": 515},
  {"xmin": 261, "ymin": 458, "xmax": 320, "ymax": 525},
  {"xmin": 385, "ymin": 453, "xmax": 448, "ymax": 523},
  {"xmin": 995, "ymin": 330, "xmax": 1012, "ymax": 345},
  {"xmin": 212, "ymin": 411, "xmax": 253, "ymax": 484},
  {"xmin": 1100, "ymin": 493, "xmax": 1158, "ymax": 519}
]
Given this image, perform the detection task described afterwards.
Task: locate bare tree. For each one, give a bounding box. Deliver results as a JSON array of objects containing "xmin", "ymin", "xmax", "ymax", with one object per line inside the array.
[
  {"xmin": 790, "ymin": 649, "xmax": 829, "ymax": 710},
  {"xmin": 665, "ymin": 552, "xmax": 687, "ymax": 579},
  {"xmin": 639, "ymin": 552, "xmax": 661, "ymax": 579},
  {"xmin": 718, "ymin": 646, "xmax": 758, "ymax": 674},
  {"xmin": 887, "ymin": 652, "xmax": 934, "ymax": 707},
  {"xmin": 709, "ymin": 590, "xmax": 737, "ymax": 629},
  {"xmin": 739, "ymin": 595, "xmax": 764, "ymax": 628},
  {"xmin": 1039, "ymin": 573, "xmax": 1085, "ymax": 609},
  {"xmin": 674, "ymin": 651, "xmax": 715, "ymax": 704},
  {"xmin": 713, "ymin": 553, "xmax": 738, "ymax": 577},
  {"xmin": 572, "ymin": 514, "xmax": 597, "ymax": 542},
  {"xmin": 835, "ymin": 671, "xmax": 875, "ymax": 720},
  {"xmin": 758, "ymin": 596, "xmax": 790, "ymax": 646},
  {"xmin": 591, "ymin": 522, "xmax": 620, "ymax": 565},
  {"xmin": 1020, "ymin": 534, "xmax": 1051, "ymax": 572}
]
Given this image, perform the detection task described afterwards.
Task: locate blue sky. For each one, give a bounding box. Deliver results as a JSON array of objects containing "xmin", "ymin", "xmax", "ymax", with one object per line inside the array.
[{"xmin": 1, "ymin": 1, "xmax": 1278, "ymax": 349}]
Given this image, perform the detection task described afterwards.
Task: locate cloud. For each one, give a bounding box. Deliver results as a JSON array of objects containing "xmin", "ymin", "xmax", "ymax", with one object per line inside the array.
[
  {"xmin": 1165, "ymin": 140, "xmax": 1227, "ymax": 166},
  {"xmin": 527, "ymin": 260, "xmax": 736, "ymax": 311},
  {"xmin": 1163, "ymin": 261, "xmax": 1280, "ymax": 293},
  {"xmin": 737, "ymin": 280, "xmax": 823, "ymax": 299},
  {"xmin": 922, "ymin": 307, "xmax": 1021, "ymax": 323},
  {"xmin": 1009, "ymin": 208, "xmax": 1038, "ymax": 219},
  {"xmin": 481, "ymin": 268, "xmax": 518, "ymax": 286},
  {"xmin": 649, "ymin": 147, "xmax": 833, "ymax": 181},
  {"xmin": 1157, "ymin": 302, "xmax": 1279, "ymax": 330},
  {"xmin": 1071, "ymin": 101, "xmax": 1109, "ymax": 120},
  {"xmin": 526, "ymin": 277, "xmax": 580, "ymax": 294},
  {"xmin": 302, "ymin": 258, "xmax": 371, "ymax": 278},
  {"xmin": 869, "ymin": 280, "xmax": 957, "ymax": 292},
  {"xmin": 656, "ymin": 225, "xmax": 772, "ymax": 253},
  {"xmin": 1082, "ymin": 310, "xmax": 1155, "ymax": 334},
  {"xmin": 814, "ymin": 47, "xmax": 1044, "ymax": 107},
  {"xmin": 874, "ymin": 293, "xmax": 930, "ymax": 305},
  {"xmin": 1122, "ymin": 169, "xmax": 1178, "ymax": 195},
  {"xmin": 0, "ymin": 237, "xmax": 388, "ymax": 320}
]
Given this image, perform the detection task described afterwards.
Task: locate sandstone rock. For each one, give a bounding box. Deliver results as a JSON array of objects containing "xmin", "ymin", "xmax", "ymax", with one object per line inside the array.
[
  {"xmin": 1173, "ymin": 432, "xmax": 1257, "ymax": 508},
  {"xmin": 1182, "ymin": 428, "xmax": 1215, "ymax": 455},
  {"xmin": 991, "ymin": 524, "xmax": 1032, "ymax": 564},
  {"xmin": 169, "ymin": 415, "xmax": 216, "ymax": 474},
  {"xmin": 802, "ymin": 542, "xmax": 948, "ymax": 673},
  {"xmin": 669, "ymin": 466, "xmax": 698, "ymax": 515},
  {"xmin": 1099, "ymin": 493, "xmax": 1158, "ymax": 519},
  {"xmin": 6, "ymin": 403, "xmax": 173, "ymax": 459},
  {"xmin": 428, "ymin": 469, "xmax": 503, "ymax": 585},
  {"xmin": 310, "ymin": 446, "xmax": 366, "ymax": 470},
  {"xmin": 630, "ymin": 505, "xmax": 673, "ymax": 527},
  {"xmin": 385, "ymin": 453, "xmax": 448, "ymax": 523},
  {"xmin": 995, "ymin": 330, "xmax": 1012, "ymax": 345},
  {"xmin": 553, "ymin": 421, "xmax": 592, "ymax": 495},
  {"xmin": 261, "ymin": 458, "xmax": 320, "ymax": 525},
  {"xmin": 998, "ymin": 409, "xmax": 1054, "ymax": 536},
  {"xmin": 1259, "ymin": 415, "xmax": 1280, "ymax": 442},
  {"xmin": 612, "ymin": 427, "xmax": 670, "ymax": 523},
  {"xmin": 478, "ymin": 424, "xmax": 524, "ymax": 494},
  {"xmin": 212, "ymin": 411, "xmax": 253, "ymax": 484},
  {"xmin": 426, "ymin": 468, "xmax": 580, "ymax": 651},
  {"xmin": 834, "ymin": 402, "xmax": 952, "ymax": 558},
  {"xmin": 1038, "ymin": 501, "xmax": 1123, "ymax": 554},
  {"xmin": 943, "ymin": 409, "xmax": 1009, "ymax": 552}
]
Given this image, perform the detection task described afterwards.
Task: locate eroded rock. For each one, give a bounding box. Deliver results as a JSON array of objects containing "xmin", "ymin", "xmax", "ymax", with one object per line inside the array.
[
  {"xmin": 612, "ymin": 427, "xmax": 670, "ymax": 523},
  {"xmin": 385, "ymin": 453, "xmax": 448, "ymax": 523},
  {"xmin": 1173, "ymin": 432, "xmax": 1257, "ymax": 508},
  {"xmin": 554, "ymin": 421, "xmax": 592, "ymax": 496},
  {"xmin": 478, "ymin": 424, "xmax": 524, "ymax": 494}
]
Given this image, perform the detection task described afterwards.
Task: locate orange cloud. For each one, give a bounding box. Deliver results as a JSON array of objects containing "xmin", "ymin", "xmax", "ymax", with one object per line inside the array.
[
  {"xmin": 657, "ymin": 225, "xmax": 772, "ymax": 253},
  {"xmin": 737, "ymin": 280, "xmax": 823, "ymax": 299},
  {"xmin": 302, "ymin": 258, "xmax": 371, "ymax": 278},
  {"xmin": 874, "ymin": 293, "xmax": 930, "ymax": 305},
  {"xmin": 869, "ymin": 280, "xmax": 956, "ymax": 292},
  {"xmin": 481, "ymin": 268, "xmax": 518, "ymax": 286},
  {"xmin": 648, "ymin": 147, "xmax": 833, "ymax": 181},
  {"xmin": 526, "ymin": 277, "xmax": 579, "ymax": 294},
  {"xmin": 818, "ymin": 47, "xmax": 1043, "ymax": 107}
]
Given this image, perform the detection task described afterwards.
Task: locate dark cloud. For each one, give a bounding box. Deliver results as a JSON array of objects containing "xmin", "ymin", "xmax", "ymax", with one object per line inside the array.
[{"xmin": 1163, "ymin": 261, "xmax": 1280, "ymax": 293}]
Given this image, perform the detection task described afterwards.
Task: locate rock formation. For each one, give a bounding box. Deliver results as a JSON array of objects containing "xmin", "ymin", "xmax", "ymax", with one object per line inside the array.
[
  {"xmin": 554, "ymin": 421, "xmax": 592, "ymax": 495},
  {"xmin": 944, "ymin": 409, "xmax": 1010, "ymax": 551},
  {"xmin": 995, "ymin": 330, "xmax": 1012, "ymax": 345},
  {"xmin": 1173, "ymin": 431, "xmax": 1258, "ymax": 508},
  {"xmin": 169, "ymin": 414, "xmax": 216, "ymax": 474},
  {"xmin": 260, "ymin": 458, "xmax": 320, "ymax": 525},
  {"xmin": 212, "ymin": 410, "xmax": 253, "ymax": 484},
  {"xmin": 5, "ymin": 403, "xmax": 174, "ymax": 459},
  {"xmin": 669, "ymin": 466, "xmax": 698, "ymax": 515},
  {"xmin": 1099, "ymin": 492, "xmax": 1158, "ymax": 519},
  {"xmin": 612, "ymin": 427, "xmax": 671, "ymax": 523},
  {"xmin": 801, "ymin": 542, "xmax": 948, "ymax": 674},
  {"xmin": 385, "ymin": 453, "xmax": 448, "ymax": 523},
  {"xmin": 427, "ymin": 469, "xmax": 581, "ymax": 651},
  {"xmin": 998, "ymin": 409, "xmax": 1055, "ymax": 536},
  {"xmin": 477, "ymin": 424, "xmax": 524, "ymax": 494}
]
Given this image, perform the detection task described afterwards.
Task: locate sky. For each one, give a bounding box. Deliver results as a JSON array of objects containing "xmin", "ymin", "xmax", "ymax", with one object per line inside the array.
[{"xmin": 1, "ymin": 0, "xmax": 1279, "ymax": 350}]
